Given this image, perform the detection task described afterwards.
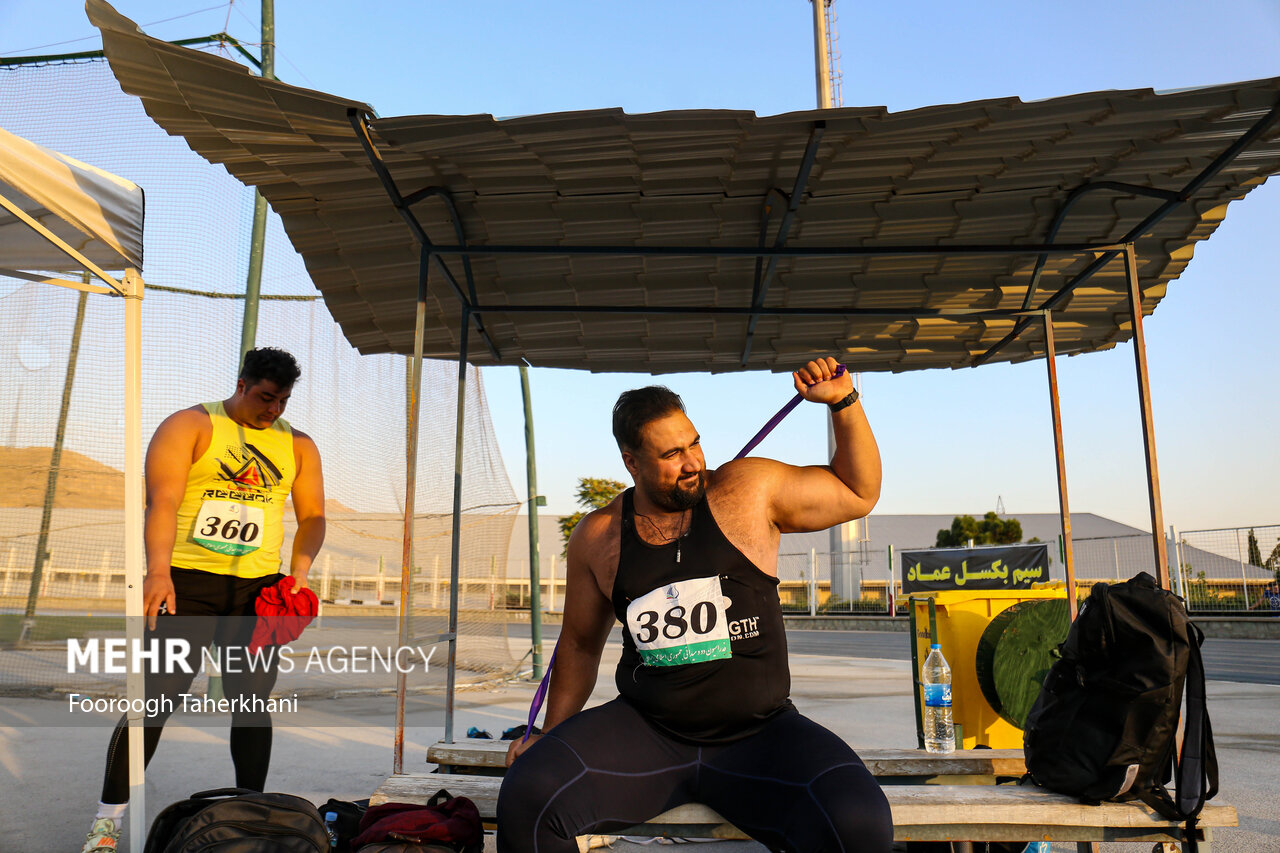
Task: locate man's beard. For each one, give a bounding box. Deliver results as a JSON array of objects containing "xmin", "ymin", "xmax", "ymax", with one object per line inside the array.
[{"xmin": 649, "ymin": 469, "xmax": 706, "ymax": 512}]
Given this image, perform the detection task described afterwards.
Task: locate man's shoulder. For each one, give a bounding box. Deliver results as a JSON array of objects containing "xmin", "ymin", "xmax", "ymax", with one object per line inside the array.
[
  {"xmin": 160, "ymin": 405, "xmax": 213, "ymax": 433},
  {"xmin": 574, "ymin": 496, "xmax": 624, "ymax": 541},
  {"xmin": 707, "ymin": 457, "xmax": 786, "ymax": 494}
]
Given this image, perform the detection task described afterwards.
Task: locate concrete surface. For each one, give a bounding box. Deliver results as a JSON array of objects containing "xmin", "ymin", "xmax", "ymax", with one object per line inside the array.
[{"xmin": 1, "ymin": 625, "xmax": 1276, "ymax": 853}]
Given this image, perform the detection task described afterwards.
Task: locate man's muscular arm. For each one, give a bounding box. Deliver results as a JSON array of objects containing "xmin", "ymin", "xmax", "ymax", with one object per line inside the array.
[
  {"xmin": 506, "ymin": 508, "xmax": 616, "ymax": 766},
  {"xmin": 288, "ymin": 430, "xmax": 326, "ymax": 590},
  {"xmin": 764, "ymin": 357, "xmax": 881, "ymax": 534},
  {"xmin": 142, "ymin": 408, "xmax": 207, "ymax": 630}
]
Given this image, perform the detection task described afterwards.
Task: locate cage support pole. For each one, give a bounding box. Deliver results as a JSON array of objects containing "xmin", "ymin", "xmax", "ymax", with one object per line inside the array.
[
  {"xmin": 20, "ymin": 284, "xmax": 89, "ymax": 640},
  {"xmin": 446, "ymin": 310, "xmax": 471, "ymax": 742}
]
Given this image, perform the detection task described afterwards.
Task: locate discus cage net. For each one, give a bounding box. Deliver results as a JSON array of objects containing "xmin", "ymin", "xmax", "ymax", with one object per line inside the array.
[{"xmin": 0, "ymin": 55, "xmax": 524, "ymax": 701}]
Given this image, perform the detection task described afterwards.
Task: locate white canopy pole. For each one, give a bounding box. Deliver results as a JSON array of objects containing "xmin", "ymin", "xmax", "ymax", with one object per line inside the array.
[{"xmin": 121, "ymin": 268, "xmax": 146, "ymax": 853}]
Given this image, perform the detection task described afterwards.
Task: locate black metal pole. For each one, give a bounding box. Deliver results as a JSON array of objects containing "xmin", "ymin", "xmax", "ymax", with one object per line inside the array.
[
  {"xmin": 445, "ymin": 310, "xmax": 471, "ymax": 742},
  {"xmin": 20, "ymin": 286, "xmax": 89, "ymax": 642}
]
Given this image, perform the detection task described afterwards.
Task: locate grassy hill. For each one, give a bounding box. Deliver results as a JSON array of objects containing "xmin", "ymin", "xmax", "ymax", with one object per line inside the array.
[
  {"xmin": 1, "ymin": 446, "xmax": 124, "ymax": 508},
  {"xmin": 2, "ymin": 445, "xmax": 355, "ymax": 513}
]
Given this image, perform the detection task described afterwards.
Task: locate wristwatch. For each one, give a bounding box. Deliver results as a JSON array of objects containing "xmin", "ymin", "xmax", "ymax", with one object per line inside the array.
[{"xmin": 828, "ymin": 388, "xmax": 859, "ymax": 412}]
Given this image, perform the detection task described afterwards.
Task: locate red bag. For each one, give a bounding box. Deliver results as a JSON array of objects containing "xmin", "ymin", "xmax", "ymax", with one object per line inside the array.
[{"xmin": 351, "ymin": 790, "xmax": 483, "ymax": 853}]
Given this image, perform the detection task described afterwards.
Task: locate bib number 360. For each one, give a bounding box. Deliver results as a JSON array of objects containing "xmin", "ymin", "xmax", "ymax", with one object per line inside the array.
[
  {"xmin": 626, "ymin": 576, "xmax": 731, "ymax": 667},
  {"xmin": 193, "ymin": 499, "xmax": 265, "ymax": 556}
]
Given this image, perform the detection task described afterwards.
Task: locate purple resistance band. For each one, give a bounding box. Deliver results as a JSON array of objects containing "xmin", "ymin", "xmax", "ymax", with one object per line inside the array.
[
  {"xmin": 521, "ymin": 364, "xmax": 849, "ymax": 742},
  {"xmin": 732, "ymin": 364, "xmax": 846, "ymax": 461}
]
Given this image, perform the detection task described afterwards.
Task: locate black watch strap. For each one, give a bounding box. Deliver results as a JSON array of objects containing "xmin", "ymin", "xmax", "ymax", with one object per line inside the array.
[{"xmin": 828, "ymin": 388, "xmax": 859, "ymax": 413}]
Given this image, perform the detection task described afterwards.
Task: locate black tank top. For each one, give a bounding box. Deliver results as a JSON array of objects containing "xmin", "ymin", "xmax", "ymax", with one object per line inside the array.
[{"xmin": 612, "ymin": 487, "xmax": 793, "ymax": 743}]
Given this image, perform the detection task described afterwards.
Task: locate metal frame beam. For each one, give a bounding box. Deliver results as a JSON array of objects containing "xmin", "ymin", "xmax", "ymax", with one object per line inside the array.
[
  {"xmin": 347, "ymin": 109, "xmax": 500, "ymax": 360},
  {"xmin": 976, "ymin": 97, "xmax": 1280, "ymax": 366},
  {"xmin": 741, "ymin": 122, "xmax": 826, "ymax": 367},
  {"xmin": 424, "ymin": 241, "xmax": 1125, "ymax": 259}
]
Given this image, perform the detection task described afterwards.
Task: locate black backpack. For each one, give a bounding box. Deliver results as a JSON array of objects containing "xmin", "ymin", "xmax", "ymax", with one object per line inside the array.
[
  {"xmin": 144, "ymin": 788, "xmax": 330, "ymax": 853},
  {"xmin": 1023, "ymin": 573, "xmax": 1217, "ymax": 841}
]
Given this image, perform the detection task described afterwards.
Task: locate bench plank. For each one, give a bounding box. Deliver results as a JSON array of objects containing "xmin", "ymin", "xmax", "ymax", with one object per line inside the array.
[
  {"xmin": 426, "ymin": 739, "xmax": 1027, "ymax": 777},
  {"xmin": 372, "ymin": 772, "xmax": 1237, "ymax": 843}
]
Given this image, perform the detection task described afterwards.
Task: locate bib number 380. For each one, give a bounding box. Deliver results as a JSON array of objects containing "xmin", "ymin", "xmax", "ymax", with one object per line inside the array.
[
  {"xmin": 626, "ymin": 576, "xmax": 731, "ymax": 667},
  {"xmin": 193, "ymin": 499, "xmax": 265, "ymax": 556}
]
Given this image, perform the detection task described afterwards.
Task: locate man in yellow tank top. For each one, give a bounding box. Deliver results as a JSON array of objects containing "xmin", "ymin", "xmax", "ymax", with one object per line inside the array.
[{"xmin": 82, "ymin": 347, "xmax": 326, "ymax": 853}]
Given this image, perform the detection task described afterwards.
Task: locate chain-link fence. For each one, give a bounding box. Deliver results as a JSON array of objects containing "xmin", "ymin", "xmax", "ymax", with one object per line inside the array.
[
  {"xmin": 1176, "ymin": 524, "xmax": 1280, "ymax": 613},
  {"xmin": 772, "ymin": 524, "xmax": 1280, "ymax": 617},
  {"xmin": 777, "ymin": 548, "xmax": 902, "ymax": 615}
]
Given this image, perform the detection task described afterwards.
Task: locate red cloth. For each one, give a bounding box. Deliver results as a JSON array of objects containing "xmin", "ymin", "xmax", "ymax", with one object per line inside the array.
[{"xmin": 248, "ymin": 575, "xmax": 318, "ymax": 652}]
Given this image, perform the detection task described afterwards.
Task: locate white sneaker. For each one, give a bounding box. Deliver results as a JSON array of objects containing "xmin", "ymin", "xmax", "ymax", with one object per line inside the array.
[{"xmin": 80, "ymin": 818, "xmax": 121, "ymax": 853}]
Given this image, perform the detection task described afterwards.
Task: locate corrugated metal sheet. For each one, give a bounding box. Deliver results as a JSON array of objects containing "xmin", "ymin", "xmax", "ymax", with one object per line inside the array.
[{"xmin": 90, "ymin": 0, "xmax": 1280, "ymax": 374}]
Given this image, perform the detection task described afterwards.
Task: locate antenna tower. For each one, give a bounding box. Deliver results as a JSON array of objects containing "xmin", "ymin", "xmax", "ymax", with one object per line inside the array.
[{"xmin": 824, "ymin": 0, "xmax": 843, "ymax": 107}]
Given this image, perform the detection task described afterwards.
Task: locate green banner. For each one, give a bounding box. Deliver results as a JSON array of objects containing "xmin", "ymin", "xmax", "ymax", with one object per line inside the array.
[{"xmin": 901, "ymin": 543, "xmax": 1049, "ymax": 592}]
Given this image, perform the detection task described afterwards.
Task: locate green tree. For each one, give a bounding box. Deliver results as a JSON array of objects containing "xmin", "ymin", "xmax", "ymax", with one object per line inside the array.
[
  {"xmin": 558, "ymin": 477, "xmax": 626, "ymax": 553},
  {"xmin": 1247, "ymin": 528, "xmax": 1263, "ymax": 567},
  {"xmin": 1266, "ymin": 539, "xmax": 1280, "ymax": 582},
  {"xmin": 936, "ymin": 511, "xmax": 1023, "ymax": 547}
]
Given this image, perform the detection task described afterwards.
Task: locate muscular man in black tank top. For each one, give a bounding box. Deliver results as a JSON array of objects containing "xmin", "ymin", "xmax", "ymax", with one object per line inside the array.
[{"xmin": 498, "ymin": 357, "xmax": 891, "ymax": 853}]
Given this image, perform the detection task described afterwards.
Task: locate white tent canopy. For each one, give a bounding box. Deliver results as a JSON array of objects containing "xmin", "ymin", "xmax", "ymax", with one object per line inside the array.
[
  {"xmin": 0, "ymin": 123, "xmax": 143, "ymax": 285},
  {"xmin": 0, "ymin": 124, "xmax": 147, "ymax": 851}
]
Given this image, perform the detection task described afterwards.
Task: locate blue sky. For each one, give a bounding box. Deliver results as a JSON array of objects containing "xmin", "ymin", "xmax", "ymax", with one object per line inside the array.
[{"xmin": 3, "ymin": 0, "xmax": 1278, "ymax": 531}]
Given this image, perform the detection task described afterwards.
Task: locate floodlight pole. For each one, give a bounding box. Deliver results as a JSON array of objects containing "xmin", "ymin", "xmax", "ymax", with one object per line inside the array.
[
  {"xmin": 811, "ymin": 0, "xmax": 834, "ymax": 109},
  {"xmin": 1123, "ymin": 244, "xmax": 1171, "ymax": 589},
  {"xmin": 239, "ymin": 0, "xmax": 275, "ymax": 360},
  {"xmin": 1042, "ymin": 310, "xmax": 1078, "ymax": 621}
]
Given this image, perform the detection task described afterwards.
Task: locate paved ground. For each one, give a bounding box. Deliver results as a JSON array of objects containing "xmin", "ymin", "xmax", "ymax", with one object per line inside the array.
[{"xmin": 1, "ymin": 624, "xmax": 1276, "ymax": 852}]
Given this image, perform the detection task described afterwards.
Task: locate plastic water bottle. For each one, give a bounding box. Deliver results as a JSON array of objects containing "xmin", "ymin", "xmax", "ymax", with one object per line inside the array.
[
  {"xmin": 323, "ymin": 811, "xmax": 340, "ymax": 850},
  {"xmin": 921, "ymin": 643, "xmax": 955, "ymax": 753}
]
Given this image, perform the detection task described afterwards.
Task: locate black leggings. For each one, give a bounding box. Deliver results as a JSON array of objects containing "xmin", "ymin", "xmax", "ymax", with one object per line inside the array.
[
  {"xmin": 497, "ymin": 698, "xmax": 893, "ymax": 853},
  {"xmin": 100, "ymin": 568, "xmax": 282, "ymax": 803}
]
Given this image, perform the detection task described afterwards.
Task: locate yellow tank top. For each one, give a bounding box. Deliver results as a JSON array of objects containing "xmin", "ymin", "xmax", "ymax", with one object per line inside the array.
[{"xmin": 170, "ymin": 401, "xmax": 297, "ymax": 578}]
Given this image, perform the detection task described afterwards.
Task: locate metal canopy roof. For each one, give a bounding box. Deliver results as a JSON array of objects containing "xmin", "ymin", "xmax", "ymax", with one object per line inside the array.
[{"xmin": 89, "ymin": 0, "xmax": 1280, "ymax": 374}]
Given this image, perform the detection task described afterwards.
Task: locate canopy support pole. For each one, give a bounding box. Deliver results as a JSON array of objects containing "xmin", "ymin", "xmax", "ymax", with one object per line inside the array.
[
  {"xmin": 121, "ymin": 269, "xmax": 146, "ymax": 853},
  {"xmin": 1123, "ymin": 244, "xmax": 1171, "ymax": 589},
  {"xmin": 445, "ymin": 309, "xmax": 471, "ymax": 743},
  {"xmin": 1042, "ymin": 310, "xmax": 1078, "ymax": 621},
  {"xmin": 393, "ymin": 247, "xmax": 430, "ymax": 773}
]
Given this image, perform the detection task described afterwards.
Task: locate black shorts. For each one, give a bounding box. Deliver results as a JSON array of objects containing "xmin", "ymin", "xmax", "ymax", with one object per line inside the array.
[{"xmin": 497, "ymin": 697, "xmax": 893, "ymax": 853}]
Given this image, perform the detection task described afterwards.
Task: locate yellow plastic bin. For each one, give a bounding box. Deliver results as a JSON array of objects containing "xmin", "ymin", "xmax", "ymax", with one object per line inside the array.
[{"xmin": 909, "ymin": 585, "xmax": 1066, "ymax": 749}]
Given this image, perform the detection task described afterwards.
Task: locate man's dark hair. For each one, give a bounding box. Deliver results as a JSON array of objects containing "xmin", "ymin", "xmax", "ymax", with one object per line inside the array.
[
  {"xmin": 612, "ymin": 386, "xmax": 685, "ymax": 452},
  {"xmin": 240, "ymin": 347, "xmax": 301, "ymax": 388}
]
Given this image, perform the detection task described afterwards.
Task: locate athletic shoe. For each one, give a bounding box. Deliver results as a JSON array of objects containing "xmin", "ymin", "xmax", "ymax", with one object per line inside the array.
[{"xmin": 80, "ymin": 818, "xmax": 120, "ymax": 853}]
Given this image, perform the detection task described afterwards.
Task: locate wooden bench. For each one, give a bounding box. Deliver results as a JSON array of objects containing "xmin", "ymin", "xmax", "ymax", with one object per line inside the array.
[
  {"xmin": 370, "ymin": 740, "xmax": 1235, "ymax": 852},
  {"xmin": 426, "ymin": 739, "xmax": 1028, "ymax": 781}
]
